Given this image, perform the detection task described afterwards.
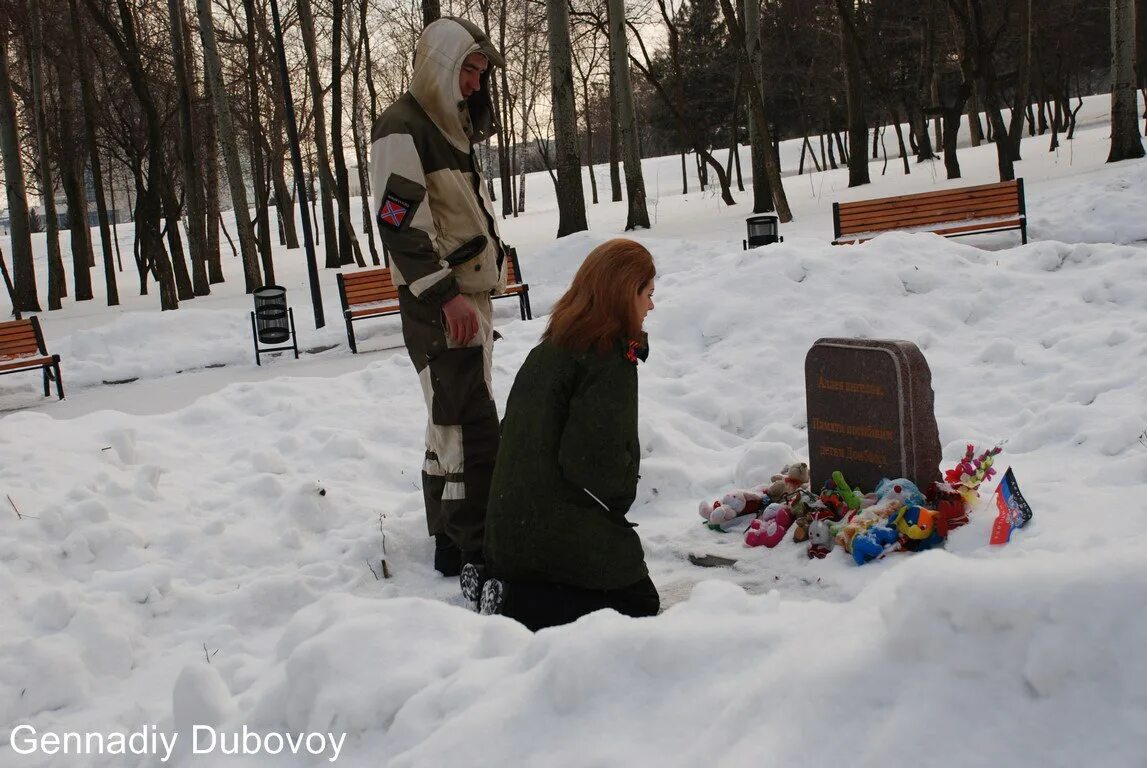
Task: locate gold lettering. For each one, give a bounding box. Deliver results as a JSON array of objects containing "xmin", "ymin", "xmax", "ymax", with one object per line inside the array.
[
  {"xmin": 810, "ymin": 419, "xmax": 895, "ymax": 443},
  {"xmin": 816, "ymin": 375, "xmax": 886, "ymax": 397}
]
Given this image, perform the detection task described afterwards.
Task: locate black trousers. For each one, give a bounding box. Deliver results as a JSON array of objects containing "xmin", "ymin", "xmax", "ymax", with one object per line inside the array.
[{"xmin": 499, "ymin": 575, "xmax": 660, "ymax": 631}]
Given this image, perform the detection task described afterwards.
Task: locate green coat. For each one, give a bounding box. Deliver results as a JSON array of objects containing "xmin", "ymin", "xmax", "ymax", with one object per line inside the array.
[{"xmin": 484, "ymin": 339, "xmax": 649, "ymax": 591}]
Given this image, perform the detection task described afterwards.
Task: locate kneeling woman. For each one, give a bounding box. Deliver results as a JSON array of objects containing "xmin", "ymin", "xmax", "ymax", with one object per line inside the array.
[{"xmin": 478, "ymin": 238, "xmax": 660, "ymax": 630}]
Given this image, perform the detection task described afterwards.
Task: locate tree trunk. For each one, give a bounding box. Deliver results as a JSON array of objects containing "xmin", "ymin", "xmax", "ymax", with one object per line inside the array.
[
  {"xmin": 608, "ymin": 0, "xmax": 651, "ymax": 229},
  {"xmin": 549, "ymin": 0, "xmax": 589, "ymax": 236},
  {"xmin": 258, "ymin": 4, "xmax": 299, "ymax": 250},
  {"xmin": 835, "ymin": 1, "xmax": 870, "ymax": 188},
  {"xmin": 1, "ymin": 30, "xmax": 40, "ymax": 311},
  {"xmin": 743, "ymin": 0, "xmax": 770, "ymax": 211},
  {"xmin": 53, "ymin": 63, "xmax": 95, "ymax": 301},
  {"xmin": 422, "ymin": 0, "xmax": 440, "ymax": 27},
  {"xmin": 1007, "ymin": 0, "xmax": 1032, "ymax": 162},
  {"xmin": 608, "ymin": 53, "xmax": 622, "ymax": 202},
  {"xmin": 201, "ymin": 69, "xmax": 223, "ymax": 282},
  {"xmin": 242, "ymin": 0, "xmax": 274, "ymax": 280},
  {"xmin": 297, "ymin": 0, "xmax": 342, "ymax": 267},
  {"xmin": 353, "ymin": 0, "xmax": 378, "ymax": 263},
  {"xmin": 64, "ymin": 0, "xmax": 117, "ymax": 304},
  {"xmin": 159, "ymin": 179, "xmax": 194, "ymax": 301},
  {"xmin": 1109, "ymin": 0, "xmax": 1146, "ymax": 161},
  {"xmin": 330, "ymin": 0, "xmax": 364, "ymax": 267},
  {"xmin": 168, "ymin": 0, "xmax": 210, "ymax": 296},
  {"xmin": 717, "ymin": 0, "xmax": 791, "ymax": 220},
  {"xmin": 582, "ymin": 79, "xmax": 599, "ymax": 204},
  {"xmin": 491, "ymin": 8, "xmax": 513, "ymax": 216},
  {"xmin": 27, "ymin": 0, "xmax": 65, "ymax": 309},
  {"xmin": 194, "ymin": 0, "xmax": 261, "ymax": 291}
]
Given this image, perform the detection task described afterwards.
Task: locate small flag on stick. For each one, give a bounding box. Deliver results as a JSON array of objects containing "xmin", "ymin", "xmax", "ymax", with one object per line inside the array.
[{"xmin": 989, "ymin": 467, "xmax": 1033, "ymax": 545}]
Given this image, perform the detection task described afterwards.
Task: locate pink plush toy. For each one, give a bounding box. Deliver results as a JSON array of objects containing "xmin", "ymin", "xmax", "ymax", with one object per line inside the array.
[
  {"xmin": 699, "ymin": 487, "xmax": 769, "ymax": 527},
  {"xmin": 744, "ymin": 505, "xmax": 793, "ymax": 547}
]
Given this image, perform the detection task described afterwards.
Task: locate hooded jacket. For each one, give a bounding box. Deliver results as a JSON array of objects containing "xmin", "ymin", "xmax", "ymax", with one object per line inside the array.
[
  {"xmin": 484, "ymin": 339, "xmax": 651, "ymax": 592},
  {"xmin": 369, "ymin": 17, "xmax": 506, "ymax": 303}
]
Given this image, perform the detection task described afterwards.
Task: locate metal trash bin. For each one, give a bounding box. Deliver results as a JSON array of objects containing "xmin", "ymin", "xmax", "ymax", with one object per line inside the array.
[
  {"xmin": 250, "ymin": 284, "xmax": 299, "ymax": 365},
  {"xmin": 743, "ymin": 214, "xmax": 784, "ymax": 250}
]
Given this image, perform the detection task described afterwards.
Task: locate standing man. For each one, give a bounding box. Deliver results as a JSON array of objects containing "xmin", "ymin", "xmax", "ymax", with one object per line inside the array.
[{"xmin": 369, "ymin": 17, "xmax": 507, "ymax": 578}]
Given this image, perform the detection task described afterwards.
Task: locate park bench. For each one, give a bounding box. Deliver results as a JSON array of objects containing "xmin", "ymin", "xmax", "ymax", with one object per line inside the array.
[
  {"xmin": 337, "ymin": 249, "xmax": 532, "ymax": 354},
  {"xmin": 0, "ymin": 317, "xmax": 64, "ymax": 399},
  {"xmin": 493, "ymin": 247, "xmax": 532, "ymax": 321},
  {"xmin": 337, "ymin": 267, "xmax": 401, "ymax": 354},
  {"xmin": 832, "ymin": 179, "xmax": 1028, "ymax": 246}
]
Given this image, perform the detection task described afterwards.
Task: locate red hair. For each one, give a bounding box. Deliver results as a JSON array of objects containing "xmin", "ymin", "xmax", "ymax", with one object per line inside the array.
[{"xmin": 544, "ymin": 238, "xmax": 656, "ymax": 355}]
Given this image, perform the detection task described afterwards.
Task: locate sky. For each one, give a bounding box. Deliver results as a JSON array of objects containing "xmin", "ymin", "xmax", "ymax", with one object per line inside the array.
[{"xmin": 2, "ymin": 94, "xmax": 1147, "ymax": 767}]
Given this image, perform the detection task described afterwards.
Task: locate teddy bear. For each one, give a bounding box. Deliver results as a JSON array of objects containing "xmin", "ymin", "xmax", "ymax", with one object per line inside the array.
[
  {"xmin": 744, "ymin": 504, "xmax": 794, "ymax": 547},
  {"xmin": 806, "ymin": 518, "xmax": 835, "ymax": 559},
  {"xmin": 765, "ymin": 462, "xmax": 811, "ymax": 501}
]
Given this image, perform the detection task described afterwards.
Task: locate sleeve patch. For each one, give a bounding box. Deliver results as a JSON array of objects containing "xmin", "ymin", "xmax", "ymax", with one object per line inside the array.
[{"xmin": 377, "ymin": 191, "xmax": 416, "ymax": 231}]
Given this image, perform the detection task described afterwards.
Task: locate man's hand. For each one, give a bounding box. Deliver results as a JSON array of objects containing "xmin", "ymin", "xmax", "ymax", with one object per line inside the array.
[{"xmin": 441, "ymin": 294, "xmax": 479, "ymax": 345}]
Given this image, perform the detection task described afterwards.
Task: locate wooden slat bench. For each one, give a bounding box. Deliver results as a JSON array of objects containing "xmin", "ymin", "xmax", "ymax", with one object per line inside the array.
[
  {"xmin": 0, "ymin": 317, "xmax": 64, "ymax": 399},
  {"xmin": 493, "ymin": 247, "xmax": 532, "ymax": 321},
  {"xmin": 336, "ymin": 267, "xmax": 401, "ymax": 354},
  {"xmin": 832, "ymin": 179, "xmax": 1028, "ymax": 245},
  {"xmin": 337, "ymin": 249, "xmax": 533, "ymax": 354}
]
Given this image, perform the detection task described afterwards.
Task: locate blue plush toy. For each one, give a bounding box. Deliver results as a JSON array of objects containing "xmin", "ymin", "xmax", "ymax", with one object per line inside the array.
[
  {"xmin": 851, "ymin": 524, "xmax": 900, "ymax": 565},
  {"xmin": 874, "ymin": 478, "xmax": 926, "ymax": 508}
]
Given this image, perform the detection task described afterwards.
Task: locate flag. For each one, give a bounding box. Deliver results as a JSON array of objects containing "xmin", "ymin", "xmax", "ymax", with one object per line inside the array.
[{"xmin": 989, "ymin": 467, "xmax": 1033, "ymax": 545}]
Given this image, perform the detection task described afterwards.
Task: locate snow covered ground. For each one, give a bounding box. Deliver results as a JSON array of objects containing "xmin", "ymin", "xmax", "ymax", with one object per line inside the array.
[{"xmin": 3, "ymin": 93, "xmax": 1147, "ymax": 766}]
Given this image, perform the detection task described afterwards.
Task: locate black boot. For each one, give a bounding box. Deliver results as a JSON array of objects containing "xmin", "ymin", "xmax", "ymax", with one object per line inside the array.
[
  {"xmin": 459, "ymin": 551, "xmax": 486, "ymax": 608},
  {"xmin": 433, "ymin": 534, "xmax": 462, "ymax": 577},
  {"xmin": 479, "ymin": 578, "xmax": 505, "ymax": 616}
]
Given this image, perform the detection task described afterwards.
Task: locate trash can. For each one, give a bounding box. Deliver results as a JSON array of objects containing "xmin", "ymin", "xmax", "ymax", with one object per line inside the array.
[
  {"xmin": 743, "ymin": 215, "xmax": 784, "ymax": 250},
  {"xmin": 250, "ymin": 285, "xmax": 299, "ymax": 365}
]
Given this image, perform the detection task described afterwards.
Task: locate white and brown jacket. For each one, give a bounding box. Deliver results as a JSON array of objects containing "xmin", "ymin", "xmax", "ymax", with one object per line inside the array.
[{"xmin": 369, "ymin": 17, "xmax": 507, "ymax": 305}]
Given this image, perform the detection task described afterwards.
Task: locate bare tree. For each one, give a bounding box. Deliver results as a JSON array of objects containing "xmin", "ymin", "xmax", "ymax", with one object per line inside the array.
[
  {"xmin": 195, "ymin": 0, "xmax": 262, "ymax": 291},
  {"xmin": 27, "ymin": 0, "xmax": 65, "ymax": 309},
  {"xmin": 68, "ymin": 0, "xmax": 119, "ymax": 304},
  {"xmin": 1109, "ymin": 0, "xmax": 1145, "ymax": 160},
  {"xmin": 832, "ymin": 0, "xmax": 870, "ymax": 187},
  {"xmin": 0, "ymin": 22, "xmax": 39, "ymax": 311},
  {"xmin": 83, "ymin": 0, "xmax": 179, "ymax": 309},
  {"xmin": 330, "ymin": 0, "xmax": 365, "ymax": 267},
  {"xmin": 297, "ymin": 0, "xmax": 342, "ymax": 267},
  {"xmin": 716, "ymin": 0, "xmax": 791, "ymax": 220},
  {"xmin": 548, "ymin": 0, "xmax": 589, "ymax": 236},
  {"xmin": 167, "ymin": 0, "xmax": 210, "ymax": 295},
  {"xmin": 53, "ymin": 56, "xmax": 96, "ymax": 301},
  {"xmin": 607, "ymin": 0, "xmax": 650, "ymax": 228}
]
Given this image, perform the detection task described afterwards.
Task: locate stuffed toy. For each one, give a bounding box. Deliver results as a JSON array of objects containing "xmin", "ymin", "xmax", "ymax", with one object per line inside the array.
[
  {"xmin": 745, "ymin": 505, "xmax": 794, "ymax": 548},
  {"xmin": 850, "ymin": 523, "xmax": 900, "ymax": 565},
  {"xmin": 894, "ymin": 505, "xmax": 945, "ymax": 552},
  {"xmin": 831, "ymin": 471, "xmax": 863, "ymax": 511},
  {"xmin": 927, "ymin": 481, "xmax": 968, "ymax": 536},
  {"xmin": 835, "ymin": 500, "xmax": 902, "ymax": 553},
  {"xmin": 834, "ymin": 476, "xmax": 923, "ymax": 552},
  {"xmin": 699, "ymin": 486, "xmax": 770, "ymax": 529},
  {"xmin": 806, "ymin": 518, "xmax": 835, "ymax": 559},
  {"xmin": 873, "ymin": 478, "xmax": 926, "ymax": 508},
  {"xmin": 766, "ymin": 462, "xmax": 811, "ymax": 501},
  {"xmin": 790, "ymin": 492, "xmax": 830, "ymax": 543}
]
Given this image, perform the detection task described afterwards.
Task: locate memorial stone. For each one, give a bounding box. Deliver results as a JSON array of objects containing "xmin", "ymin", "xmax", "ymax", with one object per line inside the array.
[{"xmin": 804, "ymin": 338, "xmax": 942, "ymax": 493}]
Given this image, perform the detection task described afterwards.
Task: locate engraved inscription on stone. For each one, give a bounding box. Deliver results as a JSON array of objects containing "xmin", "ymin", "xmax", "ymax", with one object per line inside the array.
[{"xmin": 804, "ymin": 338, "xmax": 942, "ymax": 493}]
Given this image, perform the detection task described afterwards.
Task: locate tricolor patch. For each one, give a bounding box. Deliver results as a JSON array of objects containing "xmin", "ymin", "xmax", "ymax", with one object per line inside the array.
[{"xmin": 377, "ymin": 192, "xmax": 413, "ymax": 230}]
